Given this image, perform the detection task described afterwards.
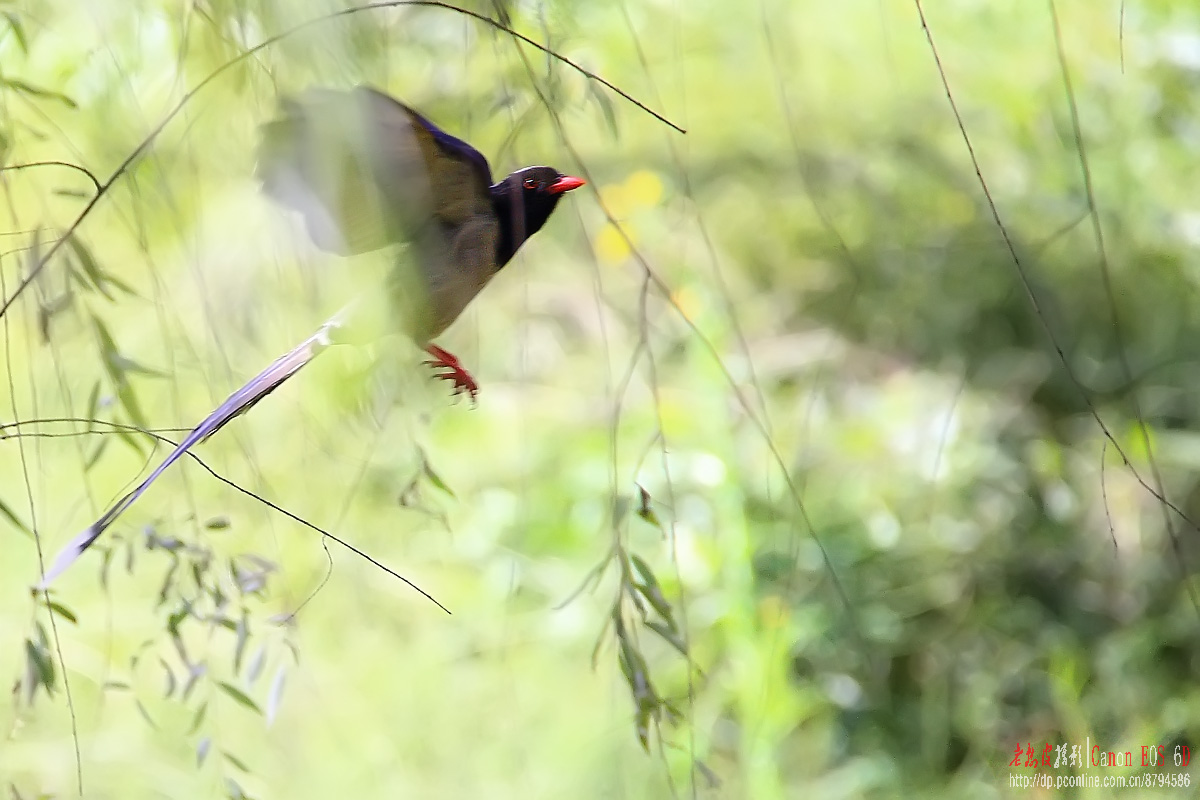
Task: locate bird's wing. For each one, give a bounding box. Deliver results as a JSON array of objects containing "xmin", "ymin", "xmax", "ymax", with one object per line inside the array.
[
  {"xmin": 355, "ymin": 87, "xmax": 494, "ymax": 219},
  {"xmin": 258, "ymin": 89, "xmax": 404, "ymax": 253},
  {"xmin": 353, "ymin": 88, "xmax": 504, "ymax": 340},
  {"xmin": 257, "ymin": 87, "xmax": 494, "ymax": 255}
]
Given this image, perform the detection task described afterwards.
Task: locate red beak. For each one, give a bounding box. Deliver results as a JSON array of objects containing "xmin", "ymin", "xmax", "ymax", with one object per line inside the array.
[{"xmin": 548, "ymin": 175, "xmax": 586, "ymax": 195}]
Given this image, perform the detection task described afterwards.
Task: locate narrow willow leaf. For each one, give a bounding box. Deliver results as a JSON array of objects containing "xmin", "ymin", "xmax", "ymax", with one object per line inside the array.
[
  {"xmin": 44, "ymin": 600, "xmax": 77, "ymax": 624},
  {"xmin": 246, "ymin": 645, "xmax": 266, "ymax": 684},
  {"xmin": 2, "ymin": 78, "xmax": 77, "ymax": 108},
  {"xmin": 590, "ymin": 611, "xmax": 614, "ymax": 669},
  {"xmin": 134, "ymin": 698, "xmax": 159, "ymax": 730},
  {"xmin": 37, "ymin": 292, "xmax": 73, "ymax": 343},
  {"xmin": 161, "ymin": 658, "xmax": 177, "ymax": 698},
  {"xmin": 183, "ymin": 664, "xmax": 207, "ymax": 701},
  {"xmin": 491, "ymin": 0, "xmax": 513, "ymax": 26},
  {"xmin": 232, "ymin": 613, "xmax": 249, "ymax": 673},
  {"xmin": 637, "ymin": 506, "xmax": 662, "ymax": 527},
  {"xmin": 218, "ymin": 682, "xmax": 261, "ymax": 715},
  {"xmin": 4, "ymin": 12, "xmax": 28, "ymax": 54},
  {"xmin": 156, "ymin": 559, "xmax": 178, "ymax": 607},
  {"xmin": 635, "ymin": 708, "xmax": 651, "ymax": 752},
  {"xmin": 113, "ymin": 427, "xmax": 146, "ymax": 457},
  {"xmin": 24, "ymin": 639, "xmax": 54, "ymax": 697},
  {"xmin": 21, "ymin": 642, "xmax": 35, "ymax": 705},
  {"xmin": 115, "ymin": 382, "xmax": 149, "ymax": 431},
  {"xmin": 91, "ymin": 314, "xmax": 150, "ymax": 429},
  {"xmin": 66, "ymin": 235, "xmax": 112, "ymax": 299},
  {"xmin": 223, "ymin": 751, "xmax": 251, "ymax": 773},
  {"xmin": 196, "ymin": 737, "xmax": 212, "ymax": 766},
  {"xmin": 588, "ymin": 79, "xmax": 620, "ymax": 139},
  {"xmin": 422, "ymin": 456, "xmax": 456, "ymax": 498},
  {"xmin": 66, "ymin": 256, "xmax": 93, "ymax": 294},
  {"xmin": 37, "ymin": 302, "xmax": 51, "ymax": 343},
  {"xmin": 83, "ymin": 436, "xmax": 109, "ymax": 471},
  {"xmin": 645, "ymin": 620, "xmax": 688, "ymax": 657},
  {"xmin": 617, "ymin": 633, "xmax": 652, "ymax": 709},
  {"xmin": 171, "ymin": 632, "xmax": 192, "ymax": 672},
  {"xmin": 629, "ymin": 554, "xmax": 674, "ymax": 624},
  {"xmin": 166, "ymin": 605, "xmax": 189, "ymax": 638},
  {"xmin": 224, "ymin": 777, "xmax": 247, "ymax": 800},
  {"xmin": 102, "ymin": 271, "xmax": 138, "ymax": 296},
  {"xmin": 99, "ymin": 544, "xmax": 114, "ymax": 588},
  {"xmin": 111, "ymin": 353, "xmax": 167, "ymax": 378},
  {"xmin": 265, "ymin": 667, "xmax": 285, "ymax": 726},
  {"xmin": 0, "ymin": 496, "xmax": 32, "ymax": 538},
  {"xmin": 187, "ymin": 700, "xmax": 208, "ymax": 734},
  {"xmin": 626, "ymin": 583, "xmax": 648, "ymax": 617},
  {"xmin": 695, "ymin": 759, "xmax": 721, "ymax": 789},
  {"xmin": 84, "ymin": 380, "xmax": 100, "ymax": 431}
]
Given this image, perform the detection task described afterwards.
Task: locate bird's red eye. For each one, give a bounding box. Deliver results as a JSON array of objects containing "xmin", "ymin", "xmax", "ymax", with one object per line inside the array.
[{"xmin": 523, "ymin": 177, "xmax": 538, "ymax": 190}]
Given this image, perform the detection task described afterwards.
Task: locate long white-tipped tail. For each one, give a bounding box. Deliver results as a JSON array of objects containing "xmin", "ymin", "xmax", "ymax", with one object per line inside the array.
[{"xmin": 36, "ymin": 306, "xmax": 353, "ymax": 590}]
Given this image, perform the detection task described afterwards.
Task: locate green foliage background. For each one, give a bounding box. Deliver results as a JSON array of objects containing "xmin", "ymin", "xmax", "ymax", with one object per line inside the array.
[{"xmin": 2, "ymin": 0, "xmax": 1199, "ymax": 797}]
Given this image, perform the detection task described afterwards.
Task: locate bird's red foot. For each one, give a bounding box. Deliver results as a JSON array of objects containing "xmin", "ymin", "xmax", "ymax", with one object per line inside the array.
[{"xmin": 423, "ymin": 344, "xmax": 479, "ymax": 403}]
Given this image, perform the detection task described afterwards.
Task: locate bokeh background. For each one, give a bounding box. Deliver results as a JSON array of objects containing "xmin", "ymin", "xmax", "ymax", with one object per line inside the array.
[{"xmin": 2, "ymin": 0, "xmax": 1199, "ymax": 797}]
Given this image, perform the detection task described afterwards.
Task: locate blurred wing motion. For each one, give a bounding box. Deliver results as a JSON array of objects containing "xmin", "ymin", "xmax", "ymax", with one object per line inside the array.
[
  {"xmin": 256, "ymin": 86, "xmax": 501, "ymax": 342},
  {"xmin": 256, "ymin": 85, "xmax": 493, "ymax": 254},
  {"xmin": 37, "ymin": 307, "xmax": 353, "ymax": 589}
]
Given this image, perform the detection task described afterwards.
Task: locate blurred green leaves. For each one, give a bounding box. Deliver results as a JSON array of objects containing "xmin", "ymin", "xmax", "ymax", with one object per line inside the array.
[
  {"xmin": 4, "ymin": 1, "xmax": 1200, "ymax": 798},
  {"xmin": 20, "ymin": 624, "xmax": 56, "ymax": 704}
]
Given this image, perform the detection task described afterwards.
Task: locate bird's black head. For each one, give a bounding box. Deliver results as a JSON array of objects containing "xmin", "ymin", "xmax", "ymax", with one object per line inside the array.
[{"xmin": 491, "ymin": 166, "xmax": 585, "ymax": 267}]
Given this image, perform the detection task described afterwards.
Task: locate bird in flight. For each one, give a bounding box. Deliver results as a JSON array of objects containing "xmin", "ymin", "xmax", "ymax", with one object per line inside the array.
[
  {"xmin": 36, "ymin": 86, "xmax": 584, "ymax": 588},
  {"xmin": 257, "ymin": 85, "xmax": 586, "ymax": 399}
]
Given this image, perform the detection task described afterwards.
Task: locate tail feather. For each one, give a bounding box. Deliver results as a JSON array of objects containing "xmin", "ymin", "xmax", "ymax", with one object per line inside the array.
[{"xmin": 36, "ymin": 307, "xmax": 353, "ymax": 589}]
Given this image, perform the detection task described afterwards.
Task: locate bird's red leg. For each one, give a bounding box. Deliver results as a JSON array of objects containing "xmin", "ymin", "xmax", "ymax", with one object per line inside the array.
[{"xmin": 423, "ymin": 343, "xmax": 479, "ymax": 403}]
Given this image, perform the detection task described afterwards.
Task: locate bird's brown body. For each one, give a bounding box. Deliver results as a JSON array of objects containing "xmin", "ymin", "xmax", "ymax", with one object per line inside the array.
[{"xmin": 256, "ymin": 86, "xmax": 582, "ymax": 346}]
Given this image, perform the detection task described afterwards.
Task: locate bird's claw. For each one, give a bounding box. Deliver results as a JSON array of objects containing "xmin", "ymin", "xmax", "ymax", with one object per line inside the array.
[
  {"xmin": 423, "ymin": 345, "xmax": 479, "ymax": 404},
  {"xmin": 424, "ymin": 364, "xmax": 479, "ymax": 402}
]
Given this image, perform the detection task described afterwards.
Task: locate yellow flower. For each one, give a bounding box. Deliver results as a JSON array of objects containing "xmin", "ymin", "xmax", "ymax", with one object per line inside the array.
[
  {"xmin": 625, "ymin": 169, "xmax": 664, "ymax": 208},
  {"xmin": 598, "ymin": 183, "xmax": 630, "ymax": 220},
  {"xmin": 596, "ymin": 223, "xmax": 632, "ymax": 263}
]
